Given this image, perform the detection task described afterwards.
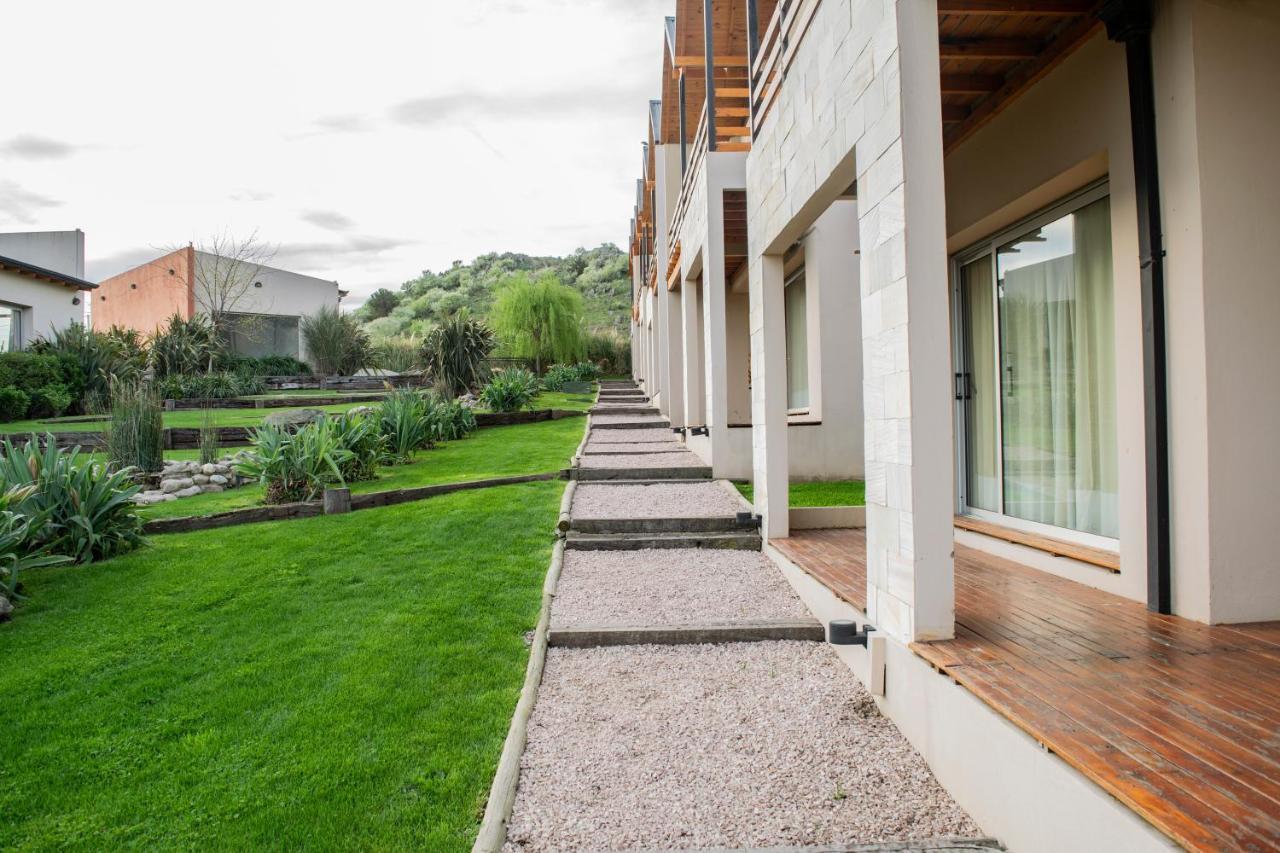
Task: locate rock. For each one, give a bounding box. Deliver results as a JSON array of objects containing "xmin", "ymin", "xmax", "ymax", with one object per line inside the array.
[
  {"xmin": 192, "ymin": 474, "xmax": 210, "ymax": 485},
  {"xmin": 264, "ymin": 408, "xmax": 325, "ymax": 429},
  {"xmin": 162, "ymin": 494, "xmax": 177, "ymax": 502},
  {"xmin": 201, "ymin": 463, "xmax": 217, "ymax": 475},
  {"xmin": 348, "ymin": 405, "xmax": 377, "ymax": 417},
  {"xmin": 0, "ymin": 595, "xmax": 11, "ymax": 622},
  {"xmin": 213, "ymin": 464, "xmax": 231, "ymax": 474},
  {"xmin": 160, "ymin": 478, "xmax": 187, "ymax": 494},
  {"xmin": 175, "ymin": 485, "xmax": 203, "ymax": 498},
  {"xmin": 210, "ymin": 474, "xmax": 229, "ymax": 485},
  {"xmin": 458, "ymin": 393, "xmax": 479, "ymax": 410},
  {"xmin": 200, "ymin": 484, "xmax": 225, "ymax": 493}
]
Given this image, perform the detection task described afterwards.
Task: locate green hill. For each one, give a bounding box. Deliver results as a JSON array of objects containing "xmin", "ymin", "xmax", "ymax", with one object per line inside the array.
[{"xmin": 357, "ymin": 244, "xmax": 630, "ymax": 339}]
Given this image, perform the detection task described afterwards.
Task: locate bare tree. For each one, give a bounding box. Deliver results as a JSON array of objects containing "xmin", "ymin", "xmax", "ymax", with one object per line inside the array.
[{"xmin": 191, "ymin": 229, "xmax": 277, "ymax": 333}]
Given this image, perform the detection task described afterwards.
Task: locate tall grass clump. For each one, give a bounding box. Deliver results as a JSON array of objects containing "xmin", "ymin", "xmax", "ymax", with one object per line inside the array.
[
  {"xmin": 378, "ymin": 388, "xmax": 433, "ymax": 462},
  {"xmin": 199, "ymin": 405, "xmax": 220, "ymax": 465},
  {"xmin": 105, "ymin": 378, "xmax": 165, "ymax": 474},
  {"xmin": 421, "ymin": 312, "xmax": 494, "ymax": 394},
  {"xmin": 479, "ymin": 368, "xmax": 540, "ymax": 413},
  {"xmin": 302, "ymin": 307, "xmax": 370, "ymax": 375},
  {"xmin": 370, "ymin": 335, "xmax": 423, "ymax": 374}
]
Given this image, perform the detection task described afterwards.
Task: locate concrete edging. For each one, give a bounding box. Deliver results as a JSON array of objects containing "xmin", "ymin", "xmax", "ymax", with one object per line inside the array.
[
  {"xmin": 790, "ymin": 505, "xmax": 866, "ymax": 529},
  {"xmin": 471, "ymin": 538, "xmax": 566, "ymax": 852},
  {"xmin": 547, "ymin": 618, "xmax": 825, "ymax": 648}
]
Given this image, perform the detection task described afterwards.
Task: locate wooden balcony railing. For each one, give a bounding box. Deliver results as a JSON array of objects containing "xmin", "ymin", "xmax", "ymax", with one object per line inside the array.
[
  {"xmin": 750, "ymin": 0, "xmax": 822, "ymax": 137},
  {"xmin": 668, "ymin": 101, "xmax": 708, "ymax": 260}
]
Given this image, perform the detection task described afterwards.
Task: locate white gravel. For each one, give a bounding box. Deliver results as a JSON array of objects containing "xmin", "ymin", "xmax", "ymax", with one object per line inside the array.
[
  {"xmin": 586, "ymin": 429, "xmax": 679, "ymax": 445},
  {"xmin": 572, "ymin": 482, "xmax": 745, "ymax": 518},
  {"xmin": 578, "ymin": 452, "xmax": 707, "ymax": 469},
  {"xmin": 552, "ymin": 549, "xmax": 810, "ymax": 627},
  {"xmin": 504, "ymin": 642, "xmax": 983, "ymax": 851},
  {"xmin": 591, "ymin": 414, "xmax": 668, "ymax": 425}
]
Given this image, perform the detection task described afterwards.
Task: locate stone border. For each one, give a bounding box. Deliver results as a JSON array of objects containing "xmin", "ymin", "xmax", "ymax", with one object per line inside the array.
[
  {"xmin": 472, "ymin": 538, "xmax": 566, "ymax": 853},
  {"xmin": 546, "ymin": 618, "xmax": 826, "ymax": 648},
  {"xmin": 143, "ymin": 471, "xmax": 566, "ymax": 534}
]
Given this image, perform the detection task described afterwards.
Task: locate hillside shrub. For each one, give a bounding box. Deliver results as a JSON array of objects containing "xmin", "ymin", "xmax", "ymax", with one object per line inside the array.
[
  {"xmin": 0, "ymin": 438, "xmax": 145, "ymax": 563},
  {"xmin": 480, "ymin": 368, "xmax": 539, "ymax": 413},
  {"xmin": 0, "ymin": 388, "xmax": 31, "ymax": 422}
]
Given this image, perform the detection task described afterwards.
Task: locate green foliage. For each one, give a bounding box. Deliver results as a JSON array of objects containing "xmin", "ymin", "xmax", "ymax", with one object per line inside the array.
[
  {"xmin": 361, "ymin": 287, "xmax": 402, "ymax": 319},
  {"xmin": 490, "ymin": 272, "xmax": 585, "ymax": 373},
  {"xmin": 378, "ymin": 388, "xmax": 434, "ymax": 462},
  {"xmin": 0, "ymin": 387, "xmax": 31, "ymax": 422},
  {"xmin": 0, "ymin": 485, "xmax": 73, "ymax": 602},
  {"xmin": 30, "ymin": 323, "xmax": 145, "ymax": 413},
  {"xmin": 0, "ymin": 351, "xmax": 82, "ymax": 419},
  {"xmin": 301, "ymin": 307, "xmax": 370, "ymax": 375},
  {"xmin": 427, "ymin": 391, "xmax": 477, "ymax": 441},
  {"xmin": 369, "ymin": 335, "xmax": 422, "ymax": 374},
  {"xmin": 216, "ymin": 354, "xmax": 312, "ymax": 376},
  {"xmin": 539, "ymin": 364, "xmax": 578, "ymax": 392},
  {"xmin": 585, "ymin": 329, "xmax": 631, "ymax": 375},
  {"xmin": 0, "ymin": 438, "xmax": 145, "ymax": 563},
  {"xmin": 105, "ymin": 378, "xmax": 165, "ymax": 474},
  {"xmin": 480, "ymin": 367, "xmax": 540, "ymax": 413},
  {"xmin": 199, "ymin": 406, "xmax": 220, "ymax": 465},
  {"xmin": 330, "ymin": 413, "xmax": 388, "ymax": 482},
  {"xmin": 156, "ymin": 371, "xmax": 265, "ymax": 400},
  {"xmin": 150, "ymin": 314, "xmax": 221, "ymax": 377},
  {"xmin": 421, "ymin": 311, "xmax": 495, "ymax": 394},
  {"xmin": 236, "ymin": 416, "xmax": 377, "ymax": 504}
]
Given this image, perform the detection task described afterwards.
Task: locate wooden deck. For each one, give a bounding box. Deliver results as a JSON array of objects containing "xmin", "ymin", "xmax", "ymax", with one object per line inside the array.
[{"xmin": 774, "ymin": 528, "xmax": 1280, "ymax": 852}]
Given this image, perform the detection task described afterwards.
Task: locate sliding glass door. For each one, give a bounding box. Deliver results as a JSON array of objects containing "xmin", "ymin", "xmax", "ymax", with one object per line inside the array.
[{"xmin": 954, "ymin": 184, "xmax": 1119, "ymax": 541}]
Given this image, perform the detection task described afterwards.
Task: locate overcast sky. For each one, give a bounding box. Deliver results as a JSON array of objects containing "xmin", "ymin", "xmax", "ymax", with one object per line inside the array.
[{"xmin": 0, "ymin": 0, "xmax": 668, "ymax": 307}]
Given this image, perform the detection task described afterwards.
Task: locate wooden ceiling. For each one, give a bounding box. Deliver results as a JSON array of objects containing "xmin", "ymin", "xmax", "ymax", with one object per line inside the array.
[
  {"xmin": 723, "ymin": 189, "xmax": 748, "ymax": 283},
  {"xmin": 938, "ymin": 0, "xmax": 1103, "ymax": 151}
]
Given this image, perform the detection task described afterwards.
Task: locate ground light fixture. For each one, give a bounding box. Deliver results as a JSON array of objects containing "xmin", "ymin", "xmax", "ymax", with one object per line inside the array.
[{"xmin": 828, "ymin": 619, "xmax": 876, "ymax": 647}]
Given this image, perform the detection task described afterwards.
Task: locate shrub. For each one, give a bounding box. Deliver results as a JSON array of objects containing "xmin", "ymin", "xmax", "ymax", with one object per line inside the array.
[
  {"xmin": 302, "ymin": 307, "xmax": 370, "ymax": 375},
  {"xmin": 0, "ymin": 351, "xmax": 73, "ymax": 417},
  {"xmin": 237, "ymin": 415, "xmax": 381, "ymax": 504},
  {"xmin": 105, "ymin": 378, "xmax": 165, "ymax": 474},
  {"xmin": 31, "ymin": 383, "xmax": 73, "ymax": 418},
  {"xmin": 155, "ymin": 371, "xmax": 265, "ymax": 401},
  {"xmin": 0, "ymin": 387, "xmax": 30, "ymax": 422},
  {"xmin": 0, "ymin": 485, "xmax": 72, "ymax": 605},
  {"xmin": 585, "ymin": 329, "xmax": 631, "ymax": 375},
  {"xmin": 540, "ymin": 364, "xmax": 577, "ymax": 392},
  {"xmin": 569, "ymin": 361, "xmax": 601, "ymax": 382},
  {"xmin": 378, "ymin": 388, "xmax": 433, "ymax": 462},
  {"xmin": 430, "ymin": 394, "xmax": 477, "ymax": 441},
  {"xmin": 330, "ymin": 413, "xmax": 387, "ymax": 482},
  {"xmin": 216, "ymin": 354, "xmax": 311, "ymax": 376},
  {"xmin": 480, "ymin": 367, "xmax": 540, "ymax": 413},
  {"xmin": 421, "ymin": 312, "xmax": 495, "ymax": 394},
  {"xmin": 150, "ymin": 314, "xmax": 221, "ymax": 377},
  {"xmin": 0, "ymin": 438, "xmax": 145, "ymax": 563},
  {"xmin": 30, "ymin": 323, "xmax": 142, "ymax": 413}
]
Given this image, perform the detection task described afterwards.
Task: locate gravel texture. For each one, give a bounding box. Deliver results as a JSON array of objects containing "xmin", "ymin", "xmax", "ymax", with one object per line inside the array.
[
  {"xmin": 578, "ymin": 452, "xmax": 707, "ymax": 469},
  {"xmin": 552, "ymin": 549, "xmax": 810, "ymax": 627},
  {"xmin": 586, "ymin": 429, "xmax": 680, "ymax": 445},
  {"xmin": 572, "ymin": 482, "xmax": 745, "ymax": 518},
  {"xmin": 591, "ymin": 414, "xmax": 669, "ymax": 425},
  {"xmin": 504, "ymin": 642, "xmax": 983, "ymax": 851}
]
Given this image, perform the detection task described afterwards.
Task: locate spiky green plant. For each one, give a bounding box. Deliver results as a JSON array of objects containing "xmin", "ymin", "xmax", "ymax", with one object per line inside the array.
[
  {"xmin": 105, "ymin": 377, "xmax": 165, "ymax": 473},
  {"xmin": 301, "ymin": 307, "xmax": 370, "ymax": 375},
  {"xmin": 0, "ymin": 485, "xmax": 72, "ymax": 604},
  {"xmin": 421, "ymin": 312, "xmax": 495, "ymax": 394},
  {"xmin": 198, "ymin": 405, "xmax": 220, "ymax": 465},
  {"xmin": 149, "ymin": 314, "xmax": 222, "ymax": 377},
  {"xmin": 479, "ymin": 368, "xmax": 540, "ymax": 413}
]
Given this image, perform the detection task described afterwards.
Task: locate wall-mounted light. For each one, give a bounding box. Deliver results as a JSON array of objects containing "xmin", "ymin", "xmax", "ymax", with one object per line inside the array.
[
  {"xmin": 168, "ymin": 268, "xmax": 175, "ymax": 275},
  {"xmin": 254, "ymin": 281, "xmax": 263, "ymax": 288},
  {"xmin": 130, "ymin": 283, "xmax": 137, "ymax": 289},
  {"xmin": 100, "ymin": 295, "xmax": 106, "ymax": 301},
  {"xmin": 72, "ymin": 297, "xmax": 81, "ymax": 306}
]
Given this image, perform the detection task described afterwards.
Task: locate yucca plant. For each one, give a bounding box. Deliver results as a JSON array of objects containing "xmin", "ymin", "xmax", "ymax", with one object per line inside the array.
[
  {"xmin": 149, "ymin": 314, "xmax": 221, "ymax": 377},
  {"xmin": 421, "ymin": 311, "xmax": 495, "ymax": 394},
  {"xmin": 479, "ymin": 368, "xmax": 540, "ymax": 413},
  {"xmin": 0, "ymin": 438, "xmax": 145, "ymax": 563},
  {"xmin": 105, "ymin": 377, "xmax": 165, "ymax": 473},
  {"xmin": 0, "ymin": 485, "xmax": 72, "ymax": 605}
]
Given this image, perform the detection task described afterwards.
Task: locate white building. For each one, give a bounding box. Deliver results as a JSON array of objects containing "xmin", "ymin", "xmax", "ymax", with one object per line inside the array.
[{"xmin": 0, "ymin": 230, "xmax": 94, "ymax": 350}]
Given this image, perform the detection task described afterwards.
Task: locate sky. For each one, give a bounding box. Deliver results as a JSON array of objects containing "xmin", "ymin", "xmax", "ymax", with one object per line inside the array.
[{"xmin": 0, "ymin": 0, "xmax": 669, "ymax": 308}]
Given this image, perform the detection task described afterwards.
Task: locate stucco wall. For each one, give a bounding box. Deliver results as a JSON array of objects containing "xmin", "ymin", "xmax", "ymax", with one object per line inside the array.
[
  {"xmin": 0, "ymin": 230, "xmax": 85, "ymax": 277},
  {"xmin": 93, "ymin": 247, "xmax": 194, "ymax": 335},
  {"xmin": 0, "ymin": 270, "xmax": 87, "ymax": 345}
]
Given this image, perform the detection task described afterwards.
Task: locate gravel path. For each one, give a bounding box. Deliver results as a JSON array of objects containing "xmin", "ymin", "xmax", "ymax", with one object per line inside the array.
[
  {"xmin": 552, "ymin": 549, "xmax": 810, "ymax": 627},
  {"xmin": 504, "ymin": 642, "xmax": 983, "ymax": 851},
  {"xmin": 586, "ymin": 429, "xmax": 680, "ymax": 445},
  {"xmin": 591, "ymin": 414, "xmax": 668, "ymax": 425},
  {"xmin": 578, "ymin": 452, "xmax": 707, "ymax": 469},
  {"xmin": 572, "ymin": 482, "xmax": 744, "ymax": 518}
]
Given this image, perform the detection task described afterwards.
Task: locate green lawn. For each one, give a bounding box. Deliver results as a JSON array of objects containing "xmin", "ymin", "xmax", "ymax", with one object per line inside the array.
[
  {"xmin": 139, "ymin": 416, "xmax": 587, "ymax": 520},
  {"xmin": 735, "ymin": 479, "xmax": 866, "ymax": 507},
  {"xmin": 2, "ymin": 388, "xmax": 596, "ymax": 435},
  {"xmin": 0, "ymin": 481, "xmax": 562, "ymax": 850}
]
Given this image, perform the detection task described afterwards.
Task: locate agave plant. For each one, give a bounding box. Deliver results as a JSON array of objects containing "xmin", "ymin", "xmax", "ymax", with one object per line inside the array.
[
  {"xmin": 0, "ymin": 438, "xmax": 145, "ymax": 563},
  {"xmin": 236, "ymin": 421, "xmax": 353, "ymax": 504},
  {"xmin": 0, "ymin": 485, "xmax": 72, "ymax": 602},
  {"xmin": 421, "ymin": 311, "xmax": 495, "ymax": 395}
]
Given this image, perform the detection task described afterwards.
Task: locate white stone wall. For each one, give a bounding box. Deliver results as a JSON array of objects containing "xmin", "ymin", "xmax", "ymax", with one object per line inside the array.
[
  {"xmin": 0, "ymin": 270, "xmax": 87, "ymax": 345},
  {"xmin": 746, "ymin": 0, "xmax": 954, "ymax": 643}
]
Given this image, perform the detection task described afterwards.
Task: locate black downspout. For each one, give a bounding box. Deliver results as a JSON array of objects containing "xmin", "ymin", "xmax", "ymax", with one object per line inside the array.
[
  {"xmin": 1101, "ymin": 0, "xmax": 1171, "ymax": 614},
  {"xmin": 703, "ymin": 0, "xmax": 717, "ymax": 152},
  {"xmin": 679, "ymin": 71, "xmax": 688, "ymax": 176},
  {"xmin": 746, "ymin": 0, "xmax": 760, "ymax": 69}
]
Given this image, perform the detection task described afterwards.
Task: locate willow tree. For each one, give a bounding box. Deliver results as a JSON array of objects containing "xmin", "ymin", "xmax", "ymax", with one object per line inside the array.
[{"xmin": 490, "ymin": 272, "xmax": 585, "ymax": 374}]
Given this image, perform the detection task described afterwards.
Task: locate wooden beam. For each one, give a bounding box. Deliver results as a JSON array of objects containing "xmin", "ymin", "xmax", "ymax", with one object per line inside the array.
[
  {"xmin": 941, "ymin": 73, "xmax": 1004, "ymax": 94},
  {"xmin": 945, "ymin": 17, "xmax": 1103, "ymax": 151},
  {"xmin": 942, "ymin": 103, "xmax": 970, "ymax": 122},
  {"xmin": 937, "ymin": 0, "xmax": 1092, "ymax": 13},
  {"xmin": 939, "ymin": 37, "xmax": 1042, "ymax": 59},
  {"xmin": 675, "ymin": 55, "xmax": 750, "ymax": 67}
]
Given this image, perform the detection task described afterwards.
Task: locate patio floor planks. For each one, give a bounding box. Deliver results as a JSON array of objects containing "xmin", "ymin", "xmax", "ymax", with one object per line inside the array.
[{"xmin": 773, "ymin": 528, "xmax": 1280, "ymax": 852}]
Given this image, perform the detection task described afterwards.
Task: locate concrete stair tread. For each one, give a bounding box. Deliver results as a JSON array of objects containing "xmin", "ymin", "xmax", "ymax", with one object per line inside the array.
[
  {"xmin": 547, "ymin": 618, "xmax": 826, "ymax": 647},
  {"xmin": 572, "ymin": 466, "xmax": 713, "ymax": 481},
  {"xmin": 564, "ymin": 530, "xmax": 762, "ymax": 551},
  {"xmin": 570, "ymin": 515, "xmax": 754, "ymax": 534}
]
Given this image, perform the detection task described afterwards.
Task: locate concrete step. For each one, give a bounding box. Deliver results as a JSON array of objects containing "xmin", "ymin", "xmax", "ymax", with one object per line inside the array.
[
  {"xmin": 547, "ymin": 618, "xmax": 825, "ymax": 648},
  {"xmin": 564, "ymin": 530, "xmax": 762, "ymax": 551},
  {"xmin": 570, "ymin": 515, "xmax": 753, "ymax": 535},
  {"xmin": 589, "ymin": 406, "xmax": 660, "ymax": 415},
  {"xmin": 572, "ymin": 466, "xmax": 713, "ymax": 481},
  {"xmin": 595, "ymin": 396, "xmax": 650, "ymax": 403},
  {"xmin": 589, "ymin": 420, "xmax": 671, "ymax": 430}
]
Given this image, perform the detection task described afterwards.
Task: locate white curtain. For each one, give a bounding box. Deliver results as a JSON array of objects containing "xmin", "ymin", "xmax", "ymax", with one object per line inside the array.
[
  {"xmin": 997, "ymin": 197, "xmax": 1117, "ymax": 537},
  {"xmin": 785, "ymin": 276, "xmax": 809, "ymax": 410}
]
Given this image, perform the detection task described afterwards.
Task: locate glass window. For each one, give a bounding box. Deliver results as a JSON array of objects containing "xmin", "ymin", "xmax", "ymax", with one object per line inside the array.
[
  {"xmin": 784, "ymin": 271, "xmax": 809, "ymax": 410},
  {"xmin": 957, "ymin": 192, "xmax": 1118, "ymax": 539},
  {"xmin": 0, "ymin": 304, "xmax": 19, "ymax": 352}
]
